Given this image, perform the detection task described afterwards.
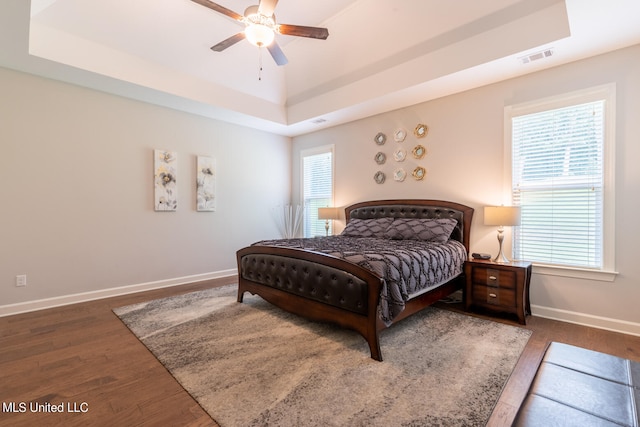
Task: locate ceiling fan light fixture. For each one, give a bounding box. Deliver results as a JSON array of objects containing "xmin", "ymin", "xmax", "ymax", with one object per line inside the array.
[
  {"xmin": 192, "ymin": 0, "xmax": 328, "ymax": 66},
  {"xmin": 245, "ymin": 23, "xmax": 275, "ymax": 47}
]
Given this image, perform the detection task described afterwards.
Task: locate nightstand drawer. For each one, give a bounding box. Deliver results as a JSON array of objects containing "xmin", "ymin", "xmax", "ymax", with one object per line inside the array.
[
  {"xmin": 471, "ymin": 284, "xmax": 517, "ymax": 308},
  {"xmin": 471, "ymin": 268, "xmax": 516, "ymax": 290}
]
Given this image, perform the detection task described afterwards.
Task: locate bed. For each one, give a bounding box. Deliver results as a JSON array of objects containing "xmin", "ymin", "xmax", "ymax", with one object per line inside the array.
[{"xmin": 236, "ymin": 199, "xmax": 474, "ymax": 361}]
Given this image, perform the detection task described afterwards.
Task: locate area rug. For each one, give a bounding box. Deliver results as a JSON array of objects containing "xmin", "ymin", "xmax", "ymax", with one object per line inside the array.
[{"xmin": 113, "ymin": 285, "xmax": 531, "ymax": 427}]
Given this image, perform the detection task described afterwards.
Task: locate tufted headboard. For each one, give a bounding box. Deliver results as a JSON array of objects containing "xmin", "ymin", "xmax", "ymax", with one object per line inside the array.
[{"xmin": 345, "ymin": 199, "xmax": 474, "ymax": 254}]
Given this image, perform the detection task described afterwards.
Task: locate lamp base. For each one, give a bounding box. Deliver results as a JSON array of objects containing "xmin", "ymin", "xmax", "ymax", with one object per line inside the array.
[
  {"xmin": 493, "ymin": 227, "xmax": 511, "ymax": 263},
  {"xmin": 492, "ymin": 252, "xmax": 511, "ymax": 264}
]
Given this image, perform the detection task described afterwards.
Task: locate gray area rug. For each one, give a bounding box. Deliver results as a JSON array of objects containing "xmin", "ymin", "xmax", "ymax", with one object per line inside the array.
[{"xmin": 113, "ymin": 285, "xmax": 531, "ymax": 426}]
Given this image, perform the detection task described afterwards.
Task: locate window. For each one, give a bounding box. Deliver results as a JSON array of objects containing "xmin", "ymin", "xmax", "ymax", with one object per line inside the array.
[
  {"xmin": 506, "ymin": 85, "xmax": 616, "ymax": 280},
  {"xmin": 301, "ymin": 145, "xmax": 334, "ymax": 237}
]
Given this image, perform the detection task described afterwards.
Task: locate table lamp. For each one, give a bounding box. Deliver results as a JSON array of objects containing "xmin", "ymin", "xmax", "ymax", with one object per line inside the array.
[
  {"xmin": 484, "ymin": 205, "xmax": 521, "ymax": 263},
  {"xmin": 318, "ymin": 207, "xmax": 340, "ymax": 236}
]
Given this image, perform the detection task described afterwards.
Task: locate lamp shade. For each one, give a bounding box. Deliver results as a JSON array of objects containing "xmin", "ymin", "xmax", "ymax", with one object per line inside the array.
[
  {"xmin": 484, "ymin": 206, "xmax": 521, "ymax": 226},
  {"xmin": 318, "ymin": 207, "xmax": 340, "ymax": 220}
]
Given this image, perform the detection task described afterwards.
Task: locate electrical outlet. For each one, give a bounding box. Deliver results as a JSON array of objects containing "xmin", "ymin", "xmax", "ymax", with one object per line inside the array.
[{"xmin": 16, "ymin": 275, "xmax": 27, "ymax": 287}]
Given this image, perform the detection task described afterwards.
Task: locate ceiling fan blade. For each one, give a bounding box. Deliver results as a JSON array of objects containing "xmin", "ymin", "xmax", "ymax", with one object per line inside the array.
[
  {"xmin": 211, "ymin": 32, "xmax": 246, "ymax": 52},
  {"xmin": 277, "ymin": 24, "xmax": 329, "ymax": 40},
  {"xmin": 267, "ymin": 42, "xmax": 288, "ymax": 66},
  {"xmin": 190, "ymin": 0, "xmax": 243, "ymax": 21},
  {"xmin": 258, "ymin": 0, "xmax": 279, "ymax": 17}
]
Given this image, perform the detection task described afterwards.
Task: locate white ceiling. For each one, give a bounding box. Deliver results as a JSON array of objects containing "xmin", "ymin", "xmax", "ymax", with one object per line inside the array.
[{"xmin": 1, "ymin": 0, "xmax": 639, "ymax": 136}]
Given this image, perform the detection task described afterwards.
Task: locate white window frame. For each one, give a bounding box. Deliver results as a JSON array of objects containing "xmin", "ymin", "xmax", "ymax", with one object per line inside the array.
[
  {"xmin": 300, "ymin": 144, "xmax": 335, "ymax": 238},
  {"xmin": 504, "ymin": 84, "xmax": 617, "ymax": 282}
]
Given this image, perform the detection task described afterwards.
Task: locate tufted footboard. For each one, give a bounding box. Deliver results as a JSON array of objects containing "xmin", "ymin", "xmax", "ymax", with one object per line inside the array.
[
  {"xmin": 237, "ymin": 245, "xmax": 385, "ymax": 360},
  {"xmin": 238, "ymin": 251, "xmax": 372, "ymax": 315}
]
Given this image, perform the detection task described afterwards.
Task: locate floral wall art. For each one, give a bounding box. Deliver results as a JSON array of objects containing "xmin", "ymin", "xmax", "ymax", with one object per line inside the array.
[
  {"xmin": 196, "ymin": 155, "xmax": 216, "ymax": 212},
  {"xmin": 154, "ymin": 149, "xmax": 177, "ymax": 211}
]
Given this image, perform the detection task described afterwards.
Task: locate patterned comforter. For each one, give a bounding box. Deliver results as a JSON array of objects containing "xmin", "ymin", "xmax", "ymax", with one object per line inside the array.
[{"xmin": 253, "ymin": 236, "xmax": 467, "ymax": 324}]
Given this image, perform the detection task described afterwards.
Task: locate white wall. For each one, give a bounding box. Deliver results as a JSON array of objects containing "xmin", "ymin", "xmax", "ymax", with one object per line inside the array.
[
  {"xmin": 0, "ymin": 67, "xmax": 291, "ymax": 313},
  {"xmin": 292, "ymin": 44, "xmax": 640, "ymax": 334}
]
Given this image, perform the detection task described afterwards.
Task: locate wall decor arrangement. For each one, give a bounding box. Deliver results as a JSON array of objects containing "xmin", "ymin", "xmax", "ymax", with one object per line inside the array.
[
  {"xmin": 372, "ymin": 124, "xmax": 428, "ymax": 184},
  {"xmin": 196, "ymin": 156, "xmax": 216, "ymax": 212},
  {"xmin": 154, "ymin": 149, "xmax": 177, "ymax": 211}
]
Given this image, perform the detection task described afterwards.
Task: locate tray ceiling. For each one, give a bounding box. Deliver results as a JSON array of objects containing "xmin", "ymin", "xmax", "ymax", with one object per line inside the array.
[{"xmin": 1, "ymin": 0, "xmax": 639, "ymax": 136}]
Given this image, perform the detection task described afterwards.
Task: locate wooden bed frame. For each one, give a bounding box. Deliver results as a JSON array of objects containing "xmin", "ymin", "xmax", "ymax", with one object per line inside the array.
[{"xmin": 236, "ymin": 199, "xmax": 474, "ymax": 361}]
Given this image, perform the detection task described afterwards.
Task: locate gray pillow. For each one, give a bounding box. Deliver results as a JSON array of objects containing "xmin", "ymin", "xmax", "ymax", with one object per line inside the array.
[
  {"xmin": 341, "ymin": 217, "xmax": 394, "ymax": 238},
  {"xmin": 385, "ymin": 218, "xmax": 458, "ymax": 243}
]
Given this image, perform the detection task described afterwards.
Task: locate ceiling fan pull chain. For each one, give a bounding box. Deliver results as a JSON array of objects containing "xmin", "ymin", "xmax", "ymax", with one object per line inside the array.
[{"xmin": 258, "ymin": 47, "xmax": 263, "ymax": 81}]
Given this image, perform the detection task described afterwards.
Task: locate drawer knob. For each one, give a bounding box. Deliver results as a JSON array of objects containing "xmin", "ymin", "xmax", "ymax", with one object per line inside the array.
[
  {"xmin": 489, "ymin": 293, "xmax": 497, "ymax": 298},
  {"xmin": 489, "ymin": 275, "xmax": 497, "ymax": 281}
]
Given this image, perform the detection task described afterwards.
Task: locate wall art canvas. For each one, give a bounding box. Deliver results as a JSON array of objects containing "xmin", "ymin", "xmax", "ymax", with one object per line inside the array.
[
  {"xmin": 154, "ymin": 149, "xmax": 177, "ymax": 211},
  {"xmin": 196, "ymin": 156, "xmax": 216, "ymax": 212}
]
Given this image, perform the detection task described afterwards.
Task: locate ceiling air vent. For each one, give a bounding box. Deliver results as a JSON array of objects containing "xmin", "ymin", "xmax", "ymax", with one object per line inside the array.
[{"xmin": 519, "ymin": 48, "xmax": 554, "ymax": 64}]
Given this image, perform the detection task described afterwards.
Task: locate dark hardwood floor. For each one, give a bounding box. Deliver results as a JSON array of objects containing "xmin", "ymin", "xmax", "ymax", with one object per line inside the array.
[
  {"xmin": 1, "ymin": 277, "xmax": 639, "ymax": 426},
  {"xmin": 442, "ymin": 302, "xmax": 640, "ymax": 426}
]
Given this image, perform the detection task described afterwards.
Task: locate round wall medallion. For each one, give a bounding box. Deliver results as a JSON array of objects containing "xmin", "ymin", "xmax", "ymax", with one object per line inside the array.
[
  {"xmin": 394, "ymin": 168, "xmax": 407, "ymax": 182},
  {"xmin": 412, "ymin": 166, "xmax": 426, "ymax": 180},
  {"xmin": 394, "ymin": 128, "xmax": 407, "ymax": 142},
  {"xmin": 374, "ymin": 132, "xmax": 387, "ymax": 145},
  {"xmin": 412, "ymin": 145, "xmax": 427, "ymax": 159},
  {"xmin": 393, "ymin": 148, "xmax": 407, "ymax": 162},
  {"xmin": 414, "ymin": 124, "xmax": 428, "ymax": 138},
  {"xmin": 374, "ymin": 171, "xmax": 386, "ymax": 184},
  {"xmin": 374, "ymin": 152, "xmax": 386, "ymax": 165}
]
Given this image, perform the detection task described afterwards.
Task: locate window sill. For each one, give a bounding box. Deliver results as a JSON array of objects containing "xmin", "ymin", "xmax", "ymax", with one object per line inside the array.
[{"xmin": 530, "ymin": 263, "xmax": 618, "ymax": 282}]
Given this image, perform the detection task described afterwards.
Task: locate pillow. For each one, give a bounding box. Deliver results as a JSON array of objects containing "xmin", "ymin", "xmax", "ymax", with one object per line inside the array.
[
  {"xmin": 384, "ymin": 218, "xmax": 458, "ymax": 243},
  {"xmin": 341, "ymin": 217, "xmax": 394, "ymax": 238}
]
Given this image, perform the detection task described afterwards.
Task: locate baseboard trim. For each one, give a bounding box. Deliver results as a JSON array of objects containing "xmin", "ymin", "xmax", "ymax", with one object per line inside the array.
[
  {"xmin": 532, "ymin": 304, "xmax": 640, "ymax": 337},
  {"xmin": 0, "ymin": 270, "xmax": 237, "ymax": 317}
]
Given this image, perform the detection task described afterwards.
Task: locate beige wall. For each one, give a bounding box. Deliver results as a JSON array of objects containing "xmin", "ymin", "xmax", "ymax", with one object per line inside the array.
[
  {"xmin": 0, "ymin": 67, "xmax": 291, "ymax": 311},
  {"xmin": 292, "ymin": 44, "xmax": 640, "ymax": 334},
  {"xmin": 2, "ymin": 44, "xmax": 639, "ymax": 333}
]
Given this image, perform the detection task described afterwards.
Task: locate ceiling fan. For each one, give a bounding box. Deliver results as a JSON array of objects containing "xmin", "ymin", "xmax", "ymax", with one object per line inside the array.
[{"xmin": 191, "ymin": 0, "xmax": 329, "ymax": 66}]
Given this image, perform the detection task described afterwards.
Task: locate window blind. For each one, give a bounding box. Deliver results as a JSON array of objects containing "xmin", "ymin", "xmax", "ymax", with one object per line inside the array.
[
  {"xmin": 512, "ymin": 100, "xmax": 604, "ymax": 269},
  {"xmin": 302, "ymin": 149, "xmax": 333, "ymax": 237}
]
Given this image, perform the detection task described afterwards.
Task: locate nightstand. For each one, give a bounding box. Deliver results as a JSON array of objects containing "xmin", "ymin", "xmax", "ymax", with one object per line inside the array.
[{"xmin": 464, "ymin": 259, "xmax": 532, "ymax": 324}]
